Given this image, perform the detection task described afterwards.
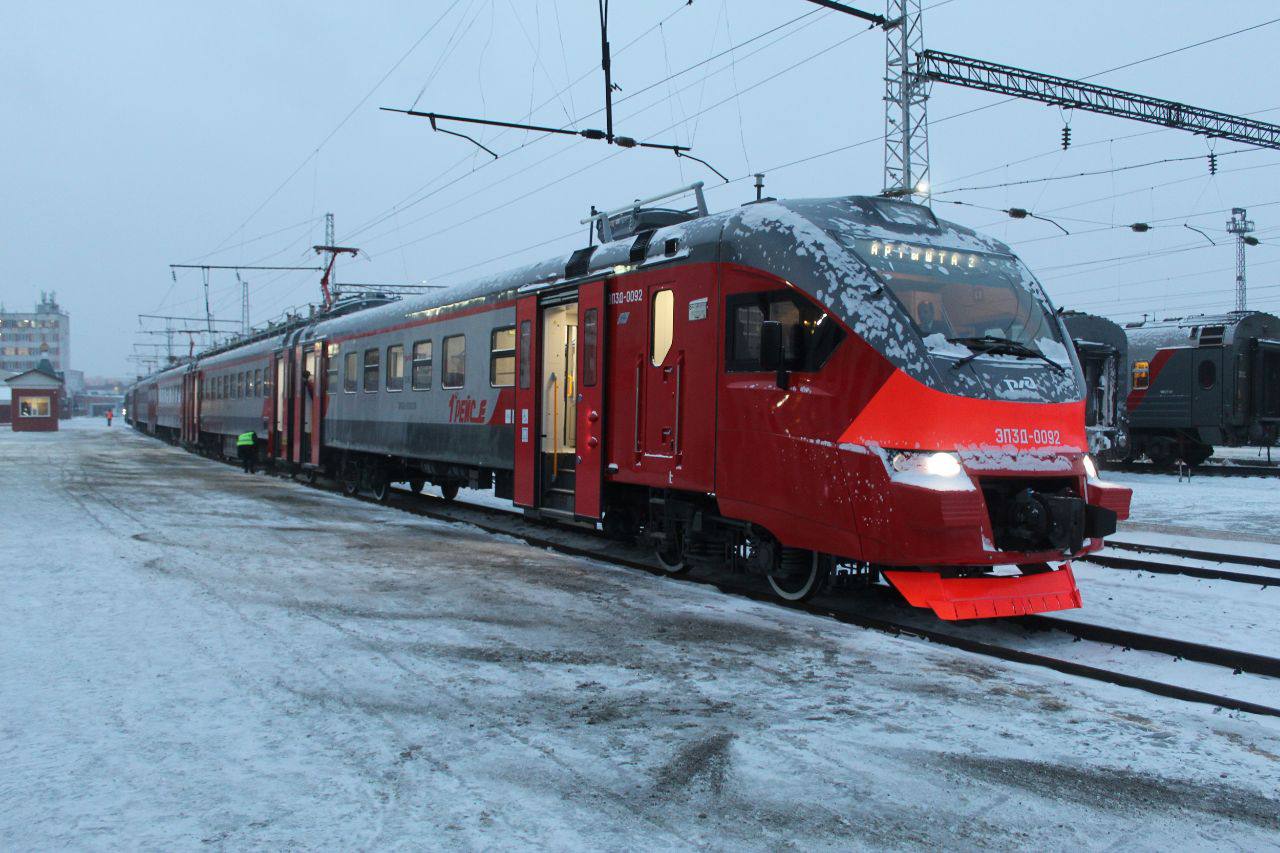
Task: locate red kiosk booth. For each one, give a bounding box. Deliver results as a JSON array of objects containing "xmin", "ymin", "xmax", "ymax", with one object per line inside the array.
[{"xmin": 5, "ymin": 360, "xmax": 63, "ymax": 432}]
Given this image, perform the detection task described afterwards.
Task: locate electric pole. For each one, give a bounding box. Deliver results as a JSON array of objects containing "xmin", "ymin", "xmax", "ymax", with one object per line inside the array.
[
  {"xmin": 883, "ymin": 0, "xmax": 928, "ymax": 199},
  {"xmin": 1227, "ymin": 207, "xmax": 1256, "ymax": 312}
]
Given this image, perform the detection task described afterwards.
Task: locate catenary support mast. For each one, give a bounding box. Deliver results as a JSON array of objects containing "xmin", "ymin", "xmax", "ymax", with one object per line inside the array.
[
  {"xmin": 883, "ymin": 0, "xmax": 928, "ymax": 198},
  {"xmin": 1227, "ymin": 207, "xmax": 1256, "ymax": 311}
]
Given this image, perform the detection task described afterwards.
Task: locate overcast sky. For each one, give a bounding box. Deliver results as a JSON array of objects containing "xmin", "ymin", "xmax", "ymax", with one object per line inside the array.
[{"xmin": 4, "ymin": 0, "xmax": 1279, "ymax": 378}]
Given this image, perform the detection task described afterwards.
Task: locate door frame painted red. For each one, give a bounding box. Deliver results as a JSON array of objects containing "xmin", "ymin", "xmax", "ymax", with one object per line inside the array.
[
  {"xmin": 513, "ymin": 295, "xmax": 540, "ymax": 507},
  {"xmin": 271, "ymin": 349, "xmax": 290, "ymax": 462},
  {"xmin": 290, "ymin": 344, "xmax": 306, "ymax": 465},
  {"xmin": 308, "ymin": 340, "xmax": 325, "ymax": 466},
  {"xmin": 574, "ymin": 279, "xmax": 607, "ymax": 519}
]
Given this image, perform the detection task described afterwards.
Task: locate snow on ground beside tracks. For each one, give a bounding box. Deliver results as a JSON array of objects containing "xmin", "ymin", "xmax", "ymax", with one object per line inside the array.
[
  {"xmin": 1, "ymin": 419, "xmax": 1278, "ymax": 849},
  {"xmin": 1105, "ymin": 469, "xmax": 1280, "ymax": 541}
]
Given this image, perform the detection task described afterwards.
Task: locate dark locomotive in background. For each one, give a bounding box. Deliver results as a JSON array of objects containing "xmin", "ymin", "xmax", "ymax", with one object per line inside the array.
[
  {"xmin": 128, "ymin": 192, "xmax": 1130, "ymax": 618},
  {"xmin": 1122, "ymin": 311, "xmax": 1280, "ymax": 466}
]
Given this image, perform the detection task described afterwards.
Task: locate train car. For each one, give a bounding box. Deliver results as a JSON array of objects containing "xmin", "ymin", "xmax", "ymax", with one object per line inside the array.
[
  {"xmin": 1124, "ymin": 311, "xmax": 1280, "ymax": 465},
  {"xmin": 1062, "ymin": 311, "xmax": 1129, "ymax": 462},
  {"xmin": 128, "ymin": 190, "xmax": 1131, "ymax": 619}
]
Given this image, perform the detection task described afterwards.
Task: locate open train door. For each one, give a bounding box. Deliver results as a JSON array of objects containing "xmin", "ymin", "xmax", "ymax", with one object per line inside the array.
[
  {"xmin": 270, "ymin": 348, "xmax": 292, "ymax": 463},
  {"xmin": 290, "ymin": 342, "xmax": 312, "ymax": 466},
  {"xmin": 305, "ymin": 340, "xmax": 326, "ymax": 468},
  {"xmin": 181, "ymin": 370, "xmax": 201, "ymax": 445},
  {"xmin": 513, "ymin": 294, "xmax": 540, "ymax": 508},
  {"xmin": 574, "ymin": 278, "xmax": 607, "ymax": 520}
]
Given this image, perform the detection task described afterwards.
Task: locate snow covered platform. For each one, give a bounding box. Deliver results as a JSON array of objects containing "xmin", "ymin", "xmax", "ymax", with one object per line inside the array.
[{"xmin": 3, "ymin": 420, "xmax": 1279, "ymax": 848}]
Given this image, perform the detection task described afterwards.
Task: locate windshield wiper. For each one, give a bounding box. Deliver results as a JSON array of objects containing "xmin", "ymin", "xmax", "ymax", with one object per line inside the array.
[{"xmin": 947, "ymin": 335, "xmax": 1066, "ymax": 373}]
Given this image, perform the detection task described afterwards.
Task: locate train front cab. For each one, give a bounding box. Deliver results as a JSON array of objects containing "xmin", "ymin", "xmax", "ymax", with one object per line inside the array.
[{"xmin": 507, "ymin": 259, "xmax": 1129, "ymax": 619}]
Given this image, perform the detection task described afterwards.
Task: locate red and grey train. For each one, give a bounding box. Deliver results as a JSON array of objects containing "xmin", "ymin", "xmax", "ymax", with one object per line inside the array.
[
  {"xmin": 127, "ymin": 192, "xmax": 1130, "ymax": 619},
  {"xmin": 1122, "ymin": 311, "xmax": 1280, "ymax": 466}
]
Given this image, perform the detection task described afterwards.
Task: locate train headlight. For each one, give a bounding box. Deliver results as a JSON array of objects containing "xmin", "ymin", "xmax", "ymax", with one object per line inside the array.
[
  {"xmin": 890, "ymin": 450, "xmax": 963, "ymax": 478},
  {"xmin": 923, "ymin": 451, "xmax": 963, "ymax": 477},
  {"xmin": 1082, "ymin": 454, "xmax": 1098, "ymax": 479}
]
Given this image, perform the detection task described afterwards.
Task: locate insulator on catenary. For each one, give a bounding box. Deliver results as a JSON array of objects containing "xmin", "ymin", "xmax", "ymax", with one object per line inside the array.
[
  {"xmin": 1061, "ymin": 125, "xmax": 1071, "ymax": 150},
  {"xmin": 1208, "ymin": 152, "xmax": 1218, "ymax": 175}
]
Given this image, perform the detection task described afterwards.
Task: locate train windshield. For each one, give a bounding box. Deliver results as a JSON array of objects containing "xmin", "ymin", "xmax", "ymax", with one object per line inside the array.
[{"xmin": 854, "ymin": 238, "xmax": 1064, "ymax": 355}]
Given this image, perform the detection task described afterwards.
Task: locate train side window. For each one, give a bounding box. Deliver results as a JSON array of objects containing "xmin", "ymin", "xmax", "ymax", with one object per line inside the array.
[
  {"xmin": 386, "ymin": 344, "xmax": 404, "ymax": 391},
  {"xmin": 1198, "ymin": 359, "xmax": 1217, "ymax": 389},
  {"xmin": 344, "ymin": 352, "xmax": 358, "ymax": 393},
  {"xmin": 651, "ymin": 289, "xmax": 674, "ymax": 366},
  {"xmin": 490, "ymin": 327, "xmax": 516, "ymax": 387},
  {"xmin": 518, "ymin": 321, "xmax": 532, "ymax": 389},
  {"xmin": 1132, "ymin": 360, "xmax": 1150, "ymax": 390},
  {"xmin": 582, "ymin": 309, "xmax": 598, "ymax": 387},
  {"xmin": 240, "ymin": 372, "xmax": 248, "ymax": 398},
  {"xmin": 363, "ymin": 348, "xmax": 380, "ymax": 392},
  {"xmin": 443, "ymin": 335, "xmax": 466, "ymax": 388},
  {"xmin": 325, "ymin": 345, "xmax": 339, "ymax": 394},
  {"xmin": 411, "ymin": 340, "xmax": 433, "ymax": 390},
  {"xmin": 725, "ymin": 290, "xmax": 845, "ymax": 372}
]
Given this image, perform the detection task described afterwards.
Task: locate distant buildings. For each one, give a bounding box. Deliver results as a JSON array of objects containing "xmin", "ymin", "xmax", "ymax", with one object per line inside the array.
[{"xmin": 0, "ymin": 292, "xmax": 70, "ymax": 375}]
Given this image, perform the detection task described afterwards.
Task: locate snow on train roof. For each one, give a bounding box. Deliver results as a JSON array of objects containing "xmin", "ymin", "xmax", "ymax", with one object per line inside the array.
[
  {"xmin": 130, "ymin": 194, "xmax": 1031, "ymax": 390},
  {"xmin": 1123, "ymin": 310, "xmax": 1280, "ymax": 354}
]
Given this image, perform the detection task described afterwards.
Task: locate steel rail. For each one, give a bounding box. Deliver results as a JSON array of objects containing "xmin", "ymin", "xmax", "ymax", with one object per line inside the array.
[{"xmin": 1081, "ymin": 552, "xmax": 1280, "ymax": 587}]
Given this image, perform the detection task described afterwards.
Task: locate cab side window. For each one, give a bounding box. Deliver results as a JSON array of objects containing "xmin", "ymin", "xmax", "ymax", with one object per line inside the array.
[
  {"xmin": 1133, "ymin": 360, "xmax": 1150, "ymax": 390},
  {"xmin": 725, "ymin": 290, "xmax": 844, "ymax": 372}
]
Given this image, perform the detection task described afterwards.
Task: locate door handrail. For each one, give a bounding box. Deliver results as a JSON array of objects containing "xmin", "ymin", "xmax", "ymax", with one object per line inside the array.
[
  {"xmin": 673, "ymin": 353, "xmax": 684, "ymax": 463},
  {"xmin": 633, "ymin": 355, "xmax": 643, "ymax": 458}
]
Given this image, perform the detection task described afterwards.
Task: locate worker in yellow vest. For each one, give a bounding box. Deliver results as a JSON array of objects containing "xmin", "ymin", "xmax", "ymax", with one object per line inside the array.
[{"xmin": 236, "ymin": 431, "xmax": 257, "ymax": 473}]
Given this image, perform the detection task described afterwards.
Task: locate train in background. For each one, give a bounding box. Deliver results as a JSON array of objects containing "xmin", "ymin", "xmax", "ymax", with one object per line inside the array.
[
  {"xmin": 1121, "ymin": 311, "xmax": 1280, "ymax": 466},
  {"xmin": 128, "ymin": 187, "xmax": 1130, "ymax": 619},
  {"xmin": 1061, "ymin": 311, "xmax": 1129, "ymax": 462}
]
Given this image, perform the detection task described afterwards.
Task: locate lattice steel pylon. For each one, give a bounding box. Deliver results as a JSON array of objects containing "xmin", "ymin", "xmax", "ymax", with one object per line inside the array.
[
  {"xmin": 882, "ymin": 0, "xmax": 929, "ymax": 200},
  {"xmin": 1227, "ymin": 207, "xmax": 1255, "ymax": 312}
]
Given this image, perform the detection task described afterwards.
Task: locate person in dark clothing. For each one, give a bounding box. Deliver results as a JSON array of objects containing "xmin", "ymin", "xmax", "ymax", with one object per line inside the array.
[{"xmin": 237, "ymin": 431, "xmax": 257, "ymax": 473}]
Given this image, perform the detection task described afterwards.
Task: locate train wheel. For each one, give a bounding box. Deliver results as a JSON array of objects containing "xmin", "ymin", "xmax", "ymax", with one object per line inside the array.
[
  {"xmin": 342, "ymin": 474, "xmax": 359, "ymax": 497},
  {"xmin": 370, "ymin": 476, "xmax": 390, "ymax": 503},
  {"xmin": 408, "ymin": 478, "xmax": 425, "ymax": 495},
  {"xmin": 768, "ymin": 550, "xmax": 829, "ymax": 602},
  {"xmin": 653, "ymin": 538, "xmax": 689, "ymax": 575},
  {"xmin": 440, "ymin": 482, "xmax": 460, "ymax": 502}
]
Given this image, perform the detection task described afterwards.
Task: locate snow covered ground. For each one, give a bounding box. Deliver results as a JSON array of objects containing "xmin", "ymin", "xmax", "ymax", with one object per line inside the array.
[
  {"xmin": 3, "ymin": 420, "xmax": 1280, "ymax": 849},
  {"xmin": 1105, "ymin": 469, "xmax": 1280, "ymax": 541}
]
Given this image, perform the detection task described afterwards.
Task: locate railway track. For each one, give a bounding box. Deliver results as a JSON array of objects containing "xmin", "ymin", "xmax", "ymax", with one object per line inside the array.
[
  {"xmin": 1106, "ymin": 461, "xmax": 1280, "ymax": 478},
  {"xmin": 169, "ymin": 437, "xmax": 1280, "ymax": 719},
  {"xmin": 1081, "ymin": 540, "xmax": 1280, "ymax": 587}
]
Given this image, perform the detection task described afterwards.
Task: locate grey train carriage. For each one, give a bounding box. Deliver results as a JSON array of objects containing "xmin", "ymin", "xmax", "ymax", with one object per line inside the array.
[
  {"xmin": 1123, "ymin": 311, "xmax": 1280, "ymax": 466},
  {"xmin": 1062, "ymin": 311, "xmax": 1129, "ymax": 463}
]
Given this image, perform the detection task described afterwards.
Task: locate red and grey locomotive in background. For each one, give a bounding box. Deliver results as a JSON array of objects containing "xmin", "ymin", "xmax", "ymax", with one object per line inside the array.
[
  {"xmin": 128, "ymin": 193, "xmax": 1130, "ymax": 619},
  {"xmin": 1120, "ymin": 311, "xmax": 1280, "ymax": 466}
]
